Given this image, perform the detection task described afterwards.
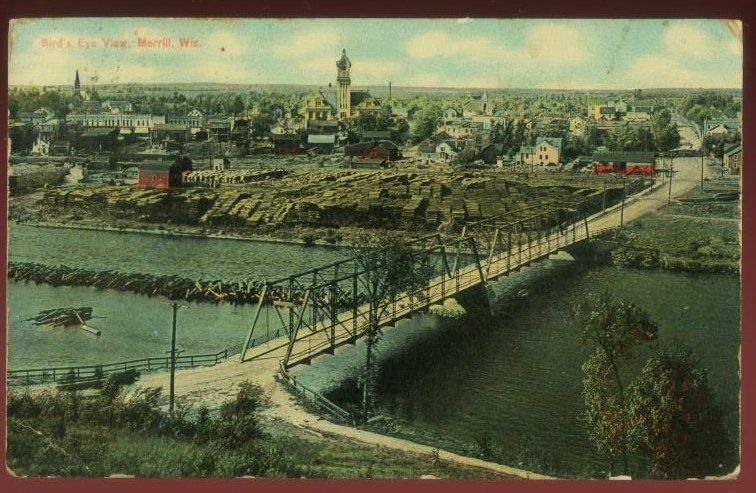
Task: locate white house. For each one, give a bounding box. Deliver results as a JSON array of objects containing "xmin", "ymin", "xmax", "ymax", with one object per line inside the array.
[
  {"xmin": 518, "ymin": 137, "xmax": 562, "ymax": 167},
  {"xmin": 436, "ymin": 141, "xmax": 462, "ymax": 161}
]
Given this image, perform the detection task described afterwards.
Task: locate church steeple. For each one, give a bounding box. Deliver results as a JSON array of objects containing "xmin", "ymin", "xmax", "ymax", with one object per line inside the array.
[{"xmin": 74, "ymin": 70, "xmax": 81, "ymax": 91}]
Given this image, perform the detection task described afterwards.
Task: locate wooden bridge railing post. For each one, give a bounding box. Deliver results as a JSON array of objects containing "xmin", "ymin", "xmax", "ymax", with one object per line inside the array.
[
  {"xmin": 469, "ymin": 237, "xmax": 486, "ymax": 285},
  {"xmin": 583, "ymin": 213, "xmax": 590, "ymax": 240}
]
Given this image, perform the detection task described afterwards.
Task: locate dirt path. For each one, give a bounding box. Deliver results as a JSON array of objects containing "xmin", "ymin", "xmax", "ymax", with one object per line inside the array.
[
  {"xmin": 657, "ymin": 212, "xmax": 739, "ymax": 223},
  {"xmin": 136, "ymin": 353, "xmax": 547, "ymax": 479}
]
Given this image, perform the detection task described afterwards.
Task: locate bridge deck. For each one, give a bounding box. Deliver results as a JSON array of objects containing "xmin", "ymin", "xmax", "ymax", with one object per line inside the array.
[{"xmin": 244, "ymin": 216, "xmax": 603, "ymax": 368}]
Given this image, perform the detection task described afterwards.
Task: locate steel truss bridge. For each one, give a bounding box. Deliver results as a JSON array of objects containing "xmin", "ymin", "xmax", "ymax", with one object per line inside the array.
[{"xmin": 240, "ymin": 199, "xmax": 599, "ymax": 369}]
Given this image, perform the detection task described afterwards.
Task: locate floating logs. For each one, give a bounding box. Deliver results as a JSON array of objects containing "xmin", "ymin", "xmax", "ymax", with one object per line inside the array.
[
  {"xmin": 26, "ymin": 306, "xmax": 101, "ymax": 335},
  {"xmin": 27, "ymin": 306, "xmax": 93, "ymax": 327},
  {"xmin": 8, "ymin": 261, "xmax": 363, "ymax": 308}
]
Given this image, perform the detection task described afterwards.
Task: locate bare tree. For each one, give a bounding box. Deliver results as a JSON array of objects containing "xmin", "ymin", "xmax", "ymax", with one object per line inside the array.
[{"xmin": 351, "ymin": 232, "xmax": 435, "ymax": 421}]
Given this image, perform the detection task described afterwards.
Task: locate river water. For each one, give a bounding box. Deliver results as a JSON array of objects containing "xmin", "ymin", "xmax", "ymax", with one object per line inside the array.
[
  {"xmin": 294, "ymin": 259, "xmax": 741, "ymax": 478},
  {"xmin": 6, "ymin": 225, "xmax": 740, "ymax": 477},
  {"xmin": 7, "ymin": 224, "xmax": 347, "ymax": 369},
  {"xmin": 9, "ymin": 224, "xmax": 345, "ymax": 281}
]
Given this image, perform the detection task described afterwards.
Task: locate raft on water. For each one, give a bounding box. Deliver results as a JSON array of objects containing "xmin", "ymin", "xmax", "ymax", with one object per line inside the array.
[{"xmin": 26, "ymin": 307, "xmax": 101, "ymax": 336}]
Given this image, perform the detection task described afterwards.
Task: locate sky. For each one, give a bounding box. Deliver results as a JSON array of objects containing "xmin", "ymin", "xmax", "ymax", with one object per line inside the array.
[{"xmin": 8, "ymin": 18, "xmax": 743, "ymax": 90}]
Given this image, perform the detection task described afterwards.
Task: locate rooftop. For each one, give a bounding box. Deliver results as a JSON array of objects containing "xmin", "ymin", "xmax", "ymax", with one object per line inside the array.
[{"xmin": 593, "ymin": 151, "xmax": 655, "ymax": 162}]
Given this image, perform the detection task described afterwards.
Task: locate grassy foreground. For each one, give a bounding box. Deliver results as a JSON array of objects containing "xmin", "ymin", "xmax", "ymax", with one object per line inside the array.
[{"xmin": 6, "ymin": 381, "xmax": 512, "ymax": 479}]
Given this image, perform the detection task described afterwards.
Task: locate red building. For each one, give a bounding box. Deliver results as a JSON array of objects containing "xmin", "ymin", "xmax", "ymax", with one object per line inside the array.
[
  {"xmin": 137, "ymin": 158, "xmax": 192, "ymax": 189},
  {"xmin": 593, "ymin": 151, "xmax": 655, "ymax": 176},
  {"xmin": 345, "ymin": 140, "xmax": 400, "ymax": 161}
]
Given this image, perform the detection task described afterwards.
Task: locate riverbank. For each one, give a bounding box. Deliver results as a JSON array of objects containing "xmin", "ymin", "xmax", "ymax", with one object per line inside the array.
[
  {"xmin": 6, "ymin": 384, "xmax": 517, "ymax": 479},
  {"xmin": 13, "ymin": 218, "xmax": 353, "ymax": 248},
  {"xmin": 598, "ymin": 187, "xmax": 740, "ymax": 274}
]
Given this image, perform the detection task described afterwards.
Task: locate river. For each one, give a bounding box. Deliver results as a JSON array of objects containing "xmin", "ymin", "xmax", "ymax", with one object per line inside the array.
[
  {"xmin": 293, "ymin": 259, "xmax": 741, "ymax": 478},
  {"xmin": 7, "ymin": 224, "xmax": 347, "ymax": 369},
  {"xmin": 6, "ymin": 225, "xmax": 740, "ymax": 478},
  {"xmin": 9, "ymin": 224, "xmax": 345, "ymax": 281}
]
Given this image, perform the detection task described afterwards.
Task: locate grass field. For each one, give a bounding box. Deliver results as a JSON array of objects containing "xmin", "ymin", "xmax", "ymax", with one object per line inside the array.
[{"xmin": 603, "ymin": 188, "xmax": 740, "ymax": 273}]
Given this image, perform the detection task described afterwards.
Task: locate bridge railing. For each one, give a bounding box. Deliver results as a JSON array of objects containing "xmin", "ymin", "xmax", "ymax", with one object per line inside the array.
[
  {"xmin": 8, "ymin": 341, "xmax": 248, "ymax": 387},
  {"xmin": 278, "ymin": 363, "xmax": 354, "ymax": 424},
  {"xmin": 281, "ymin": 214, "xmax": 595, "ymax": 366}
]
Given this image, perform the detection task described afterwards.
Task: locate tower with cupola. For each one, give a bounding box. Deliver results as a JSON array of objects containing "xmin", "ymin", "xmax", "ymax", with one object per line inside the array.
[{"xmin": 336, "ymin": 49, "xmax": 351, "ymax": 119}]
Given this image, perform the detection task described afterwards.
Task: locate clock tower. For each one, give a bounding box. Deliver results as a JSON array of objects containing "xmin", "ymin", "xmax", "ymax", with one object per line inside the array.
[{"xmin": 336, "ymin": 49, "xmax": 352, "ymax": 119}]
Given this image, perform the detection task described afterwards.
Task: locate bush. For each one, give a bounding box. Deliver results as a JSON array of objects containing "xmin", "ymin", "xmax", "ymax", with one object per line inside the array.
[
  {"xmin": 323, "ymin": 230, "xmax": 342, "ymax": 244},
  {"xmin": 6, "ymin": 381, "xmax": 296, "ymax": 478},
  {"xmin": 300, "ymin": 233, "xmax": 317, "ymax": 247}
]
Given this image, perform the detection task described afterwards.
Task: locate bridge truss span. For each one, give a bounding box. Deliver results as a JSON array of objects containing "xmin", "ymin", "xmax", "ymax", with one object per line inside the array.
[{"xmin": 239, "ymin": 200, "xmax": 593, "ymax": 369}]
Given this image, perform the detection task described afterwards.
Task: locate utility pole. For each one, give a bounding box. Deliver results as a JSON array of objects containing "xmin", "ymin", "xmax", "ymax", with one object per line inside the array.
[
  {"xmin": 168, "ymin": 302, "xmax": 184, "ymax": 416},
  {"xmin": 700, "ymin": 152, "xmax": 705, "ymax": 190},
  {"xmin": 660, "ymin": 154, "xmax": 666, "ymax": 184},
  {"xmin": 667, "ymin": 156, "xmax": 674, "ymax": 205},
  {"xmin": 602, "ymin": 179, "xmax": 607, "ymax": 214},
  {"xmin": 620, "ymin": 173, "xmax": 626, "ymax": 228}
]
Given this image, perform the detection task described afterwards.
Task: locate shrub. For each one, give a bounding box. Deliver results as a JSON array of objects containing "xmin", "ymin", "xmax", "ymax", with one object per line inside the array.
[{"xmin": 300, "ymin": 233, "xmax": 317, "ymax": 247}]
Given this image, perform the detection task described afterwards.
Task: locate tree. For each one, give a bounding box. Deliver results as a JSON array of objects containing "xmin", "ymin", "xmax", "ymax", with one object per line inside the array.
[
  {"xmin": 651, "ymin": 109, "xmax": 681, "ymax": 152},
  {"xmin": 231, "ymin": 95, "xmax": 245, "ymax": 116},
  {"xmin": 606, "ymin": 126, "xmax": 654, "ymax": 152},
  {"xmin": 562, "ymin": 135, "xmax": 588, "ymax": 162},
  {"xmin": 351, "ymin": 233, "xmax": 435, "ymax": 421},
  {"xmin": 356, "ymin": 111, "xmax": 391, "ymax": 132},
  {"xmin": 626, "ymin": 346, "xmax": 730, "ymax": 478},
  {"xmin": 411, "ymin": 105, "xmax": 442, "ymax": 143},
  {"xmin": 452, "ymin": 143, "xmax": 477, "ymax": 166},
  {"xmin": 575, "ymin": 292, "xmax": 659, "ymax": 475}
]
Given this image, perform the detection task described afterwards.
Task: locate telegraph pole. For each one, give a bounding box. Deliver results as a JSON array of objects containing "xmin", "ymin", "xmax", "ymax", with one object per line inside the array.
[
  {"xmin": 700, "ymin": 119, "xmax": 706, "ymax": 190},
  {"xmin": 620, "ymin": 173, "xmax": 626, "ymax": 228},
  {"xmin": 667, "ymin": 155, "xmax": 674, "ymax": 205},
  {"xmin": 602, "ymin": 179, "xmax": 607, "ymax": 214},
  {"xmin": 168, "ymin": 302, "xmax": 184, "ymax": 416}
]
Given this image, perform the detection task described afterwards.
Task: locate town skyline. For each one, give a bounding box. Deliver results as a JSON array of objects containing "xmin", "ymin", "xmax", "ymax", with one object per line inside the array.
[{"xmin": 9, "ymin": 18, "xmax": 743, "ymax": 90}]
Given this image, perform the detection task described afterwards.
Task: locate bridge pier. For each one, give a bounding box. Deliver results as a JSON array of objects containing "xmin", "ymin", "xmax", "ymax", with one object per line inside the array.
[
  {"xmin": 453, "ymin": 283, "xmax": 494, "ymax": 319},
  {"xmin": 561, "ymin": 240, "xmax": 609, "ymax": 266}
]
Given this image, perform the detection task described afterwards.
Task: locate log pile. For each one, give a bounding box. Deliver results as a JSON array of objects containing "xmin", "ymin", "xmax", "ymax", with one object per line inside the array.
[
  {"xmin": 33, "ymin": 168, "xmax": 622, "ymax": 233},
  {"xmin": 8, "ymin": 261, "xmax": 361, "ymax": 307}
]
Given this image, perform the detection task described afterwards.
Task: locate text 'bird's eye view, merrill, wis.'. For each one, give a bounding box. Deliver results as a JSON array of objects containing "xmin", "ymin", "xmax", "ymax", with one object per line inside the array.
[{"xmin": 4, "ymin": 17, "xmax": 743, "ymax": 481}]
